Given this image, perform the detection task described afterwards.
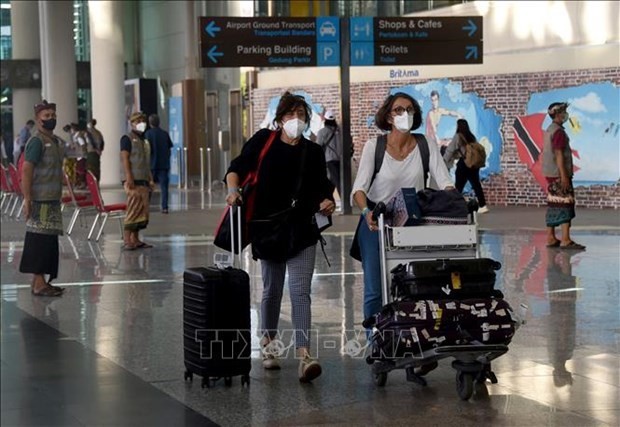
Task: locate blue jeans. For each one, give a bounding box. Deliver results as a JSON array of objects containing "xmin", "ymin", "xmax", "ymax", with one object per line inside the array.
[
  {"xmin": 357, "ymin": 215, "xmax": 382, "ymax": 322},
  {"xmin": 153, "ymin": 169, "xmax": 170, "ymax": 210}
]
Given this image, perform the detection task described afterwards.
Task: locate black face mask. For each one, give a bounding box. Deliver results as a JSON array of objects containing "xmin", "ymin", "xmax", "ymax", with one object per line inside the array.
[{"xmin": 41, "ymin": 118, "xmax": 57, "ymax": 131}]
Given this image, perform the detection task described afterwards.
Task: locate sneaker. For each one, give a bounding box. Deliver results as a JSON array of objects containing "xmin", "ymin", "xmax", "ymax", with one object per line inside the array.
[
  {"xmin": 261, "ymin": 339, "xmax": 281, "ymax": 370},
  {"xmin": 478, "ymin": 206, "xmax": 490, "ymax": 214},
  {"xmin": 298, "ymin": 355, "xmax": 322, "ymax": 383}
]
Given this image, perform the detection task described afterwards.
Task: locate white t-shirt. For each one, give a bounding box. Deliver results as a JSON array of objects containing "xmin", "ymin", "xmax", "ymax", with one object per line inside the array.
[{"xmin": 351, "ymin": 134, "xmax": 453, "ymax": 206}]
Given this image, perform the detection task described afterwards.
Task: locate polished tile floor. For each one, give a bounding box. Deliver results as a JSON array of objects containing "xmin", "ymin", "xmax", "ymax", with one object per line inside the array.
[{"xmin": 1, "ymin": 189, "xmax": 619, "ymax": 426}]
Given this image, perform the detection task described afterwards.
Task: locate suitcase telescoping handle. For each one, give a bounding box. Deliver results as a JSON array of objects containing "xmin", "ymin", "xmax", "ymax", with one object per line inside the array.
[{"xmin": 229, "ymin": 204, "xmax": 242, "ymax": 267}]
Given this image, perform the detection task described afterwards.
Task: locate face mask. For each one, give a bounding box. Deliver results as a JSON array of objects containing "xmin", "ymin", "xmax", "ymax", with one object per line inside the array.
[
  {"xmin": 136, "ymin": 122, "xmax": 147, "ymax": 133},
  {"xmin": 283, "ymin": 118, "xmax": 305, "ymax": 139},
  {"xmin": 41, "ymin": 118, "xmax": 57, "ymax": 131},
  {"xmin": 393, "ymin": 112, "xmax": 413, "ymax": 133}
]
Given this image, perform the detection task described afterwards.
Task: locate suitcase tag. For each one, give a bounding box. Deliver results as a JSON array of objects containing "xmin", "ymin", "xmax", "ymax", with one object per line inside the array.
[{"xmin": 451, "ymin": 272, "xmax": 462, "ymax": 289}]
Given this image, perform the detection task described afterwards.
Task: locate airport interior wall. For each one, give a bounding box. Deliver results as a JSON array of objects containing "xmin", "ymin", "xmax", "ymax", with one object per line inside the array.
[{"xmin": 251, "ymin": 65, "xmax": 620, "ymax": 209}]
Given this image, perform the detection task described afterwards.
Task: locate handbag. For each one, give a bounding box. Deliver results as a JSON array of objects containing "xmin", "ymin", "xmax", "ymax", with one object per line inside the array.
[
  {"xmin": 249, "ymin": 142, "xmax": 308, "ymax": 261},
  {"xmin": 213, "ymin": 131, "xmax": 277, "ymax": 254}
]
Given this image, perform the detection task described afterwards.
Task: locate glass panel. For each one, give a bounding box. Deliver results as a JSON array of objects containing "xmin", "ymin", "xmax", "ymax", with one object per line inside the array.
[{"xmin": 0, "ymin": 0, "xmax": 11, "ymax": 60}]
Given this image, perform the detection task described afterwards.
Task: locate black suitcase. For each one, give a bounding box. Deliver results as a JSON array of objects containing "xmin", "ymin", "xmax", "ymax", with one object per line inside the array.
[
  {"xmin": 367, "ymin": 298, "xmax": 516, "ymax": 361},
  {"xmin": 391, "ymin": 258, "xmax": 502, "ymax": 300},
  {"xmin": 183, "ymin": 266, "xmax": 251, "ymax": 388}
]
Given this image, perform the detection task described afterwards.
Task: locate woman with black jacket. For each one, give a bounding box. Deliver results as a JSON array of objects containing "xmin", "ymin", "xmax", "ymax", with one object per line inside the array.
[{"xmin": 225, "ymin": 92, "xmax": 335, "ymax": 383}]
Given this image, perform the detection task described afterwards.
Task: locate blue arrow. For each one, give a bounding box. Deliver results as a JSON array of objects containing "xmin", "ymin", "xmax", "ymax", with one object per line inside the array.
[
  {"xmin": 205, "ymin": 21, "xmax": 221, "ymax": 38},
  {"xmin": 462, "ymin": 19, "xmax": 477, "ymax": 37},
  {"xmin": 207, "ymin": 45, "xmax": 224, "ymax": 63},
  {"xmin": 465, "ymin": 45, "xmax": 478, "ymax": 60}
]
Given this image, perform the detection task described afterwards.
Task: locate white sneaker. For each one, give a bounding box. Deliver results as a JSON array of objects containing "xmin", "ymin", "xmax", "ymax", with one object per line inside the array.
[
  {"xmin": 478, "ymin": 206, "xmax": 490, "ymax": 214},
  {"xmin": 298, "ymin": 354, "xmax": 322, "ymax": 383},
  {"xmin": 261, "ymin": 339, "xmax": 281, "ymax": 370}
]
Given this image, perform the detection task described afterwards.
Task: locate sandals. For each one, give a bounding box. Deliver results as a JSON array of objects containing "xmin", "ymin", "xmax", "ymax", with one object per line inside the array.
[
  {"xmin": 136, "ymin": 242, "xmax": 153, "ymax": 249},
  {"xmin": 559, "ymin": 241, "xmax": 586, "ymax": 250},
  {"xmin": 31, "ymin": 285, "xmax": 63, "ymax": 297},
  {"xmin": 546, "ymin": 240, "xmax": 561, "ymax": 248},
  {"xmin": 47, "ymin": 283, "xmax": 66, "ymax": 292},
  {"xmin": 122, "ymin": 244, "xmax": 137, "ymax": 251}
]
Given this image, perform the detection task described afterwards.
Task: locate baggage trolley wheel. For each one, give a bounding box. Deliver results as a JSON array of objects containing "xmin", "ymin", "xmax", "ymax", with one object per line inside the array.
[
  {"xmin": 224, "ymin": 377, "xmax": 233, "ymax": 387},
  {"xmin": 373, "ymin": 372, "xmax": 388, "ymax": 387},
  {"xmin": 456, "ymin": 372, "xmax": 474, "ymax": 401},
  {"xmin": 241, "ymin": 374, "xmax": 250, "ymax": 387},
  {"xmin": 184, "ymin": 370, "xmax": 193, "ymax": 382}
]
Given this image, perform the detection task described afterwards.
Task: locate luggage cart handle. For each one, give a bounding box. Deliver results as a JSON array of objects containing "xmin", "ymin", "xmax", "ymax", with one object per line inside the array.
[{"xmin": 371, "ymin": 202, "xmax": 386, "ymax": 222}]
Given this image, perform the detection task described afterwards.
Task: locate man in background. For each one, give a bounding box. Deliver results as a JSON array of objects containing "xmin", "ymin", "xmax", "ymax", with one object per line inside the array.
[
  {"xmin": 13, "ymin": 119, "xmax": 35, "ymax": 164},
  {"xmin": 87, "ymin": 118, "xmax": 105, "ymax": 182},
  {"xmin": 145, "ymin": 114, "xmax": 173, "ymax": 214}
]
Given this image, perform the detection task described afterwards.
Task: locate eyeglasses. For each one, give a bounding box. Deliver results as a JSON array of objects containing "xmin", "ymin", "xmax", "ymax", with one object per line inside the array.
[{"xmin": 391, "ymin": 106, "xmax": 415, "ymax": 115}]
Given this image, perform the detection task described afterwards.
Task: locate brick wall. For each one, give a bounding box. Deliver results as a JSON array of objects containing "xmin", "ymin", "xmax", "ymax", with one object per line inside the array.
[{"xmin": 253, "ymin": 67, "xmax": 620, "ymax": 209}]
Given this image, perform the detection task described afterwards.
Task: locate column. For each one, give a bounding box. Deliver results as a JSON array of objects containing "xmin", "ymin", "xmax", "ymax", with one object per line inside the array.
[
  {"xmin": 89, "ymin": 0, "xmax": 125, "ymax": 186},
  {"xmin": 10, "ymin": 0, "xmax": 41, "ymax": 143},
  {"xmin": 39, "ymin": 0, "xmax": 78, "ymax": 127}
]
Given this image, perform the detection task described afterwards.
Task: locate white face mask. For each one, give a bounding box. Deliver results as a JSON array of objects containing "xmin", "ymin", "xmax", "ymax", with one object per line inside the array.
[
  {"xmin": 283, "ymin": 118, "xmax": 306, "ymax": 139},
  {"xmin": 393, "ymin": 112, "xmax": 414, "ymax": 133},
  {"xmin": 136, "ymin": 122, "xmax": 147, "ymax": 133}
]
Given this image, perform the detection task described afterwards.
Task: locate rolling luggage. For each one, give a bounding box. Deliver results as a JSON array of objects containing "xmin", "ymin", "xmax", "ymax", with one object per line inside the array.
[
  {"xmin": 183, "ymin": 206, "xmax": 251, "ymax": 388},
  {"xmin": 391, "ymin": 258, "xmax": 502, "ymax": 300}
]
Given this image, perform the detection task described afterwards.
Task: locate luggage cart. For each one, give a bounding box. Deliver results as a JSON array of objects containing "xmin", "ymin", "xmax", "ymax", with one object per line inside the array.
[{"xmin": 365, "ymin": 207, "xmax": 512, "ymax": 400}]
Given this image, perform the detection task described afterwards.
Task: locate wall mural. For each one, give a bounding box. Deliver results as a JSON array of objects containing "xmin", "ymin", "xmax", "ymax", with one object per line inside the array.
[
  {"xmin": 513, "ymin": 82, "xmax": 620, "ymax": 189},
  {"xmin": 389, "ymin": 80, "xmax": 503, "ymax": 180}
]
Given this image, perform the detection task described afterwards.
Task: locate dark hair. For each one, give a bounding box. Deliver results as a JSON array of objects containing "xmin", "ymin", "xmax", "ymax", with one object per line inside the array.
[
  {"xmin": 26, "ymin": 120, "xmax": 35, "ymax": 126},
  {"xmin": 149, "ymin": 114, "xmax": 160, "ymax": 127},
  {"xmin": 456, "ymin": 119, "xmax": 476, "ymax": 143},
  {"xmin": 324, "ymin": 119, "xmax": 337, "ymax": 127},
  {"xmin": 430, "ymin": 90, "xmax": 440, "ymax": 99},
  {"xmin": 375, "ymin": 92, "xmax": 422, "ymax": 132},
  {"xmin": 62, "ymin": 124, "xmax": 71, "ymax": 133},
  {"xmin": 89, "ymin": 118, "xmax": 97, "ymax": 126},
  {"xmin": 273, "ymin": 91, "xmax": 311, "ymax": 128},
  {"xmin": 547, "ymin": 102, "xmax": 568, "ymax": 118}
]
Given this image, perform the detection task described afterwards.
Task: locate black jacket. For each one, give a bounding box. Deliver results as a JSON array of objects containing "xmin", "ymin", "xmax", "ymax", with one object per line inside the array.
[{"xmin": 226, "ymin": 129, "xmax": 334, "ymax": 257}]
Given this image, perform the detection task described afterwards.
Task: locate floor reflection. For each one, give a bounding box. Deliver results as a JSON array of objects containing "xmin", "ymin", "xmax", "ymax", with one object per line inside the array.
[{"xmin": 1, "ymin": 210, "xmax": 618, "ymax": 425}]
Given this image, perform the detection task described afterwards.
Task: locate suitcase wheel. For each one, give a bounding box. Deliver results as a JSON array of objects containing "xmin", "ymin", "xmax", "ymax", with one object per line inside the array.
[
  {"xmin": 241, "ymin": 374, "xmax": 250, "ymax": 387},
  {"xmin": 456, "ymin": 372, "xmax": 474, "ymax": 400},
  {"xmin": 373, "ymin": 372, "xmax": 387, "ymax": 387},
  {"xmin": 184, "ymin": 370, "xmax": 193, "ymax": 382}
]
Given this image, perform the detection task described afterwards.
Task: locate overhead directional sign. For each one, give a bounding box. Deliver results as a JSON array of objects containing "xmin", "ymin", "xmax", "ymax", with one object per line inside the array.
[
  {"xmin": 199, "ymin": 17, "xmax": 340, "ymax": 67},
  {"xmin": 350, "ymin": 16, "xmax": 483, "ymax": 66}
]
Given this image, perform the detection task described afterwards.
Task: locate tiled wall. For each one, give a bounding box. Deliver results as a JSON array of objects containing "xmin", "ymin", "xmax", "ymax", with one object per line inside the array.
[{"xmin": 252, "ymin": 67, "xmax": 620, "ymax": 209}]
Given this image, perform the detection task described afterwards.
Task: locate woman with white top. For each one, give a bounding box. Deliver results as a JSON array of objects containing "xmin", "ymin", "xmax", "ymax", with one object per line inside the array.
[{"xmin": 351, "ymin": 92, "xmax": 454, "ymax": 324}]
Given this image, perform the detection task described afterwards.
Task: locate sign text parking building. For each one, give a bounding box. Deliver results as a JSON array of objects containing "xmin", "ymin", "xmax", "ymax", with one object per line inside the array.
[{"xmin": 199, "ymin": 17, "xmax": 340, "ymax": 67}]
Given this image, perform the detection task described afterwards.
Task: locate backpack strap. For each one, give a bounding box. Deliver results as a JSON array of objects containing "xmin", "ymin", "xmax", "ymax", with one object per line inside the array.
[
  {"xmin": 369, "ymin": 134, "xmax": 386, "ymax": 191},
  {"xmin": 413, "ymin": 133, "xmax": 430, "ymax": 188},
  {"xmin": 369, "ymin": 133, "xmax": 430, "ymax": 191}
]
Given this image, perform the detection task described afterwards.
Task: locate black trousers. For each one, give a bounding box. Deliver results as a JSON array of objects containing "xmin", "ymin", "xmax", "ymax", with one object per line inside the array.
[
  {"xmin": 455, "ymin": 159, "xmax": 487, "ymax": 207},
  {"xmin": 326, "ymin": 160, "xmax": 341, "ymax": 197}
]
